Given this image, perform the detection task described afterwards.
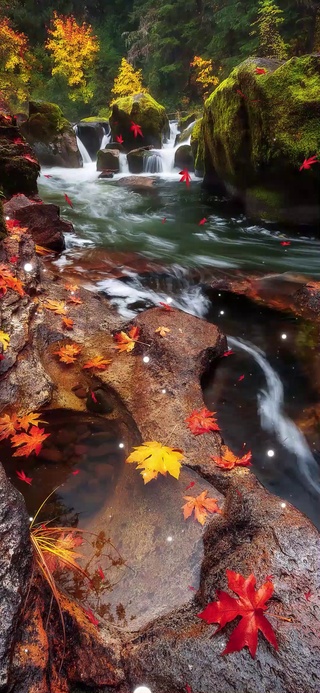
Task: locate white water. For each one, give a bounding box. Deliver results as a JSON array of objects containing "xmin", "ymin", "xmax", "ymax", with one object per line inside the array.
[
  {"xmin": 119, "ymin": 152, "xmax": 129, "ymax": 174},
  {"xmin": 228, "ymin": 336, "xmax": 320, "ymax": 494},
  {"xmin": 76, "ymin": 136, "xmax": 92, "ymax": 164},
  {"xmin": 143, "ymin": 152, "xmax": 163, "ymax": 173},
  {"xmin": 100, "ymin": 132, "xmax": 111, "ymax": 149}
]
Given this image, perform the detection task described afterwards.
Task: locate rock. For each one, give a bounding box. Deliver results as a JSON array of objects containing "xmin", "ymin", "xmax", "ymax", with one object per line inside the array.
[
  {"xmin": 103, "ymin": 141, "xmax": 125, "ymax": 152},
  {"xmin": 96, "ymin": 148, "xmax": 120, "ymax": 172},
  {"xmin": 191, "ymin": 117, "xmax": 204, "ymax": 175},
  {"xmin": 202, "ymin": 55, "xmax": 320, "ymax": 226},
  {"xmin": 127, "ymin": 146, "xmax": 154, "ymax": 173},
  {"xmin": 0, "ymin": 202, "xmax": 6, "ymax": 241},
  {"xmin": 174, "ymin": 144, "xmax": 194, "ymax": 171},
  {"xmin": 115, "ymin": 176, "xmax": 157, "ymax": 192},
  {"xmin": 110, "ymin": 92, "xmax": 169, "ymax": 151},
  {"xmin": 98, "ymin": 169, "xmax": 114, "ymax": 179},
  {"xmin": 20, "ymin": 101, "xmax": 82, "ymax": 168},
  {"xmin": 175, "ymin": 120, "xmax": 196, "ymax": 145},
  {"xmin": 3, "ymin": 196, "xmax": 71, "ymax": 251},
  {"xmin": 0, "ymin": 112, "xmax": 40, "ymax": 198},
  {"xmin": 75, "ymin": 122, "xmax": 106, "ymax": 160},
  {"xmin": 178, "ymin": 112, "xmax": 198, "ymax": 132},
  {"xmin": 0, "ymin": 463, "xmax": 32, "ymax": 690}
]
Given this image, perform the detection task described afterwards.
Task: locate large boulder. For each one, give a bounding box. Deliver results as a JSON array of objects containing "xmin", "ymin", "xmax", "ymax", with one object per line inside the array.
[
  {"xmin": 110, "ymin": 92, "xmax": 169, "ymax": 152},
  {"xmin": 127, "ymin": 146, "xmax": 154, "ymax": 174},
  {"xmin": 202, "ymin": 55, "xmax": 320, "ymax": 226},
  {"xmin": 97, "ymin": 148, "xmax": 120, "ymax": 172},
  {"xmin": 76, "ymin": 121, "xmax": 107, "ymax": 160},
  {"xmin": 20, "ymin": 101, "xmax": 82, "ymax": 168},
  {"xmin": 0, "ymin": 113, "xmax": 40, "ymax": 198},
  {"xmin": 174, "ymin": 144, "xmax": 194, "ymax": 171},
  {"xmin": 191, "ymin": 117, "xmax": 204, "ymax": 175},
  {"xmin": 116, "ymin": 175, "xmax": 157, "ymax": 192},
  {"xmin": 3, "ymin": 195, "xmax": 70, "ymax": 251}
]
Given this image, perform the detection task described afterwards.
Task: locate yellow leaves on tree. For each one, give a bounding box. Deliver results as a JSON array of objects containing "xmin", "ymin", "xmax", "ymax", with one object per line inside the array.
[
  {"xmin": 190, "ymin": 55, "xmax": 219, "ymax": 99},
  {"xmin": 111, "ymin": 58, "xmax": 145, "ymax": 103},
  {"xmin": 126, "ymin": 441, "xmax": 184, "ymax": 483},
  {"xmin": 46, "ymin": 13, "xmax": 99, "ymax": 102},
  {"xmin": 0, "ymin": 17, "xmax": 32, "ymax": 104}
]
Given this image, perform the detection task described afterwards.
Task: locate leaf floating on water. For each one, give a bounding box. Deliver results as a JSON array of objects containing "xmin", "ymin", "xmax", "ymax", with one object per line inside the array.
[
  {"xmin": 64, "ymin": 193, "xmax": 74, "ymax": 208},
  {"xmin": 182, "ymin": 490, "xmax": 222, "ymax": 525},
  {"xmin": 185, "ymin": 407, "xmax": 220, "ymax": 435},
  {"xmin": 18, "ymin": 412, "xmax": 47, "ymax": 432},
  {"xmin": 82, "ymin": 355, "xmax": 112, "ymax": 370},
  {"xmin": 211, "ymin": 445, "xmax": 252, "ymax": 470},
  {"xmin": 43, "ymin": 299, "xmax": 67, "ymax": 315},
  {"xmin": 11, "ymin": 426, "xmax": 50, "ymax": 457},
  {"xmin": 54, "ymin": 343, "xmax": 82, "ymax": 364},
  {"xmin": 199, "ymin": 217, "xmax": 207, "ymax": 225},
  {"xmin": 197, "ymin": 570, "xmax": 278, "ymax": 657},
  {"xmin": 0, "ymin": 413, "xmax": 19, "ymax": 440},
  {"xmin": 126, "ymin": 441, "xmax": 184, "ymax": 483},
  {"xmin": 280, "ymin": 241, "xmax": 291, "ymax": 246},
  {"xmin": 16, "ymin": 469, "xmax": 32, "ymax": 485},
  {"xmin": 155, "ymin": 326, "xmax": 170, "ymax": 337}
]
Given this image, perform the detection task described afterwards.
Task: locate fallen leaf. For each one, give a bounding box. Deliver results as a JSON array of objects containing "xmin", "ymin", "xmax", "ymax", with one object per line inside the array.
[
  {"xmin": 0, "ymin": 413, "xmax": 19, "ymax": 440},
  {"xmin": 179, "ymin": 169, "xmax": 192, "ymax": 187},
  {"xmin": 0, "ymin": 331, "xmax": 10, "ymax": 351},
  {"xmin": 64, "ymin": 193, "xmax": 74, "ymax": 208},
  {"xmin": 185, "ymin": 407, "xmax": 220, "ymax": 435},
  {"xmin": 183, "ymin": 490, "xmax": 222, "ymax": 525},
  {"xmin": 266, "ymin": 574, "xmax": 274, "ymax": 581},
  {"xmin": 64, "ymin": 283, "xmax": 79, "ymax": 292},
  {"xmin": 84, "ymin": 608, "xmax": 99, "ymax": 626},
  {"xmin": 186, "ymin": 685, "xmax": 193, "ymax": 693},
  {"xmin": 68, "ymin": 295, "xmax": 83, "ymax": 305},
  {"xmin": 159, "ymin": 301, "xmax": 174, "ymax": 311},
  {"xmin": 16, "ymin": 469, "xmax": 32, "ymax": 485},
  {"xmin": 23, "ymin": 153, "xmax": 38, "ymax": 165},
  {"xmin": 9, "ymin": 256, "xmax": 18, "ymax": 263},
  {"xmin": 155, "ymin": 326, "xmax": 170, "ymax": 337},
  {"xmin": 43, "ymin": 299, "xmax": 67, "ymax": 315},
  {"xmin": 11, "ymin": 426, "xmax": 50, "ymax": 457},
  {"xmin": 82, "ymin": 356, "xmax": 112, "ymax": 370},
  {"xmin": 35, "ymin": 244, "xmax": 52, "ymax": 256},
  {"xmin": 114, "ymin": 326, "xmax": 140, "ymax": 353},
  {"xmin": 91, "ymin": 391, "xmax": 98, "ymax": 403},
  {"xmin": 300, "ymin": 155, "xmax": 318, "ymax": 171},
  {"xmin": 72, "ymin": 469, "xmax": 80, "ymax": 475},
  {"xmin": 162, "ymin": 217, "xmax": 167, "ymax": 223},
  {"xmin": 188, "ymin": 586, "xmax": 197, "ymax": 592},
  {"xmin": 130, "ymin": 121, "xmax": 143, "ymax": 138},
  {"xmin": 54, "ymin": 343, "xmax": 82, "ymax": 364},
  {"xmin": 238, "ymin": 374, "xmax": 245, "ymax": 382},
  {"xmin": 126, "ymin": 441, "xmax": 184, "ymax": 483},
  {"xmin": 305, "ymin": 590, "xmax": 312, "ymax": 601},
  {"xmin": 197, "ymin": 569, "xmax": 278, "ymax": 657},
  {"xmin": 211, "ymin": 445, "xmax": 252, "ymax": 470},
  {"xmin": 18, "ymin": 412, "xmax": 47, "ymax": 432},
  {"xmin": 116, "ymin": 134, "xmax": 124, "ymax": 144},
  {"xmin": 236, "ymin": 89, "xmax": 247, "ymax": 98},
  {"xmin": 222, "ymin": 350, "xmax": 234, "ymax": 357},
  {"xmin": 62, "ymin": 317, "xmax": 74, "ymax": 330},
  {"xmin": 255, "ymin": 67, "xmax": 267, "ymax": 74},
  {"xmin": 199, "ymin": 217, "xmax": 207, "ymax": 225},
  {"xmin": 97, "ymin": 566, "xmax": 105, "ymax": 580},
  {"xmin": 185, "ymin": 481, "xmax": 195, "ymax": 491}
]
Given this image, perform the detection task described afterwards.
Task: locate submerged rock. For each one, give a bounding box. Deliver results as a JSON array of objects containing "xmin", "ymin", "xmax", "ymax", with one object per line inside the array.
[
  {"xmin": 97, "ymin": 148, "xmax": 120, "ymax": 172},
  {"xmin": 115, "ymin": 175, "xmax": 157, "ymax": 192},
  {"xmin": 20, "ymin": 101, "xmax": 82, "ymax": 168},
  {"xmin": 202, "ymin": 55, "xmax": 320, "ymax": 226},
  {"xmin": 110, "ymin": 92, "xmax": 169, "ymax": 151}
]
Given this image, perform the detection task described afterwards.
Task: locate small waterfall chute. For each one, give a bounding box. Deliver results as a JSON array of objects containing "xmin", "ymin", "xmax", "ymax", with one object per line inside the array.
[
  {"xmin": 100, "ymin": 132, "xmax": 111, "ymax": 149},
  {"xmin": 143, "ymin": 152, "xmax": 163, "ymax": 174},
  {"xmin": 76, "ymin": 136, "xmax": 92, "ymax": 164},
  {"xmin": 119, "ymin": 152, "xmax": 129, "ymax": 174}
]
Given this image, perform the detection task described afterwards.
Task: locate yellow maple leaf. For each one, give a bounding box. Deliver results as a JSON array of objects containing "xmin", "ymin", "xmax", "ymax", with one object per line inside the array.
[
  {"xmin": 155, "ymin": 326, "xmax": 171, "ymax": 337},
  {"xmin": 126, "ymin": 441, "xmax": 184, "ymax": 483},
  {"xmin": 0, "ymin": 330, "xmax": 10, "ymax": 351},
  {"xmin": 43, "ymin": 299, "xmax": 67, "ymax": 316}
]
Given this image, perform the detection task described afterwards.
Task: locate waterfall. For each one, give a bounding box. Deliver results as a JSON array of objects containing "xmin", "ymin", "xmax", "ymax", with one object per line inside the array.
[
  {"xmin": 101, "ymin": 132, "xmax": 111, "ymax": 149},
  {"xmin": 76, "ymin": 136, "xmax": 92, "ymax": 164},
  {"xmin": 119, "ymin": 152, "xmax": 129, "ymax": 174},
  {"xmin": 156, "ymin": 120, "xmax": 195, "ymax": 173},
  {"xmin": 143, "ymin": 152, "xmax": 163, "ymax": 173}
]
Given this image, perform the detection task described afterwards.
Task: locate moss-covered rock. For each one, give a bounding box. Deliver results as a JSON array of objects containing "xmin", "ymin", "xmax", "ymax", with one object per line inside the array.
[
  {"xmin": 0, "ymin": 112, "xmax": 40, "ymax": 198},
  {"xmin": 203, "ymin": 55, "xmax": 320, "ymax": 225},
  {"xmin": 177, "ymin": 112, "xmax": 198, "ymax": 131},
  {"xmin": 97, "ymin": 148, "xmax": 120, "ymax": 172},
  {"xmin": 190, "ymin": 118, "xmax": 204, "ymax": 175},
  {"xmin": 20, "ymin": 101, "xmax": 82, "ymax": 168},
  {"xmin": 76, "ymin": 122, "xmax": 106, "ymax": 160},
  {"xmin": 80, "ymin": 117, "xmax": 110, "ymax": 123},
  {"xmin": 109, "ymin": 93, "xmax": 169, "ymax": 152},
  {"xmin": 174, "ymin": 145, "xmax": 194, "ymax": 171}
]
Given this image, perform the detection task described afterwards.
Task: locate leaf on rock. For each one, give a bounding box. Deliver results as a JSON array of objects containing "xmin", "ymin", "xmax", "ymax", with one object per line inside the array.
[
  {"xmin": 159, "ymin": 301, "xmax": 174, "ymax": 312},
  {"xmin": 64, "ymin": 283, "xmax": 79, "ymax": 292},
  {"xmin": 67, "ymin": 295, "xmax": 83, "ymax": 305},
  {"xmin": 54, "ymin": 343, "xmax": 82, "ymax": 364},
  {"xmin": 185, "ymin": 407, "xmax": 220, "ymax": 435},
  {"xmin": 211, "ymin": 445, "xmax": 252, "ymax": 470},
  {"xmin": 82, "ymin": 355, "xmax": 112, "ymax": 370},
  {"xmin": 0, "ymin": 330, "xmax": 10, "ymax": 351},
  {"xmin": 126, "ymin": 441, "xmax": 184, "ymax": 483},
  {"xmin": 113, "ymin": 326, "xmax": 140, "ymax": 353},
  {"xmin": 11, "ymin": 426, "xmax": 50, "ymax": 457},
  {"xmin": 182, "ymin": 490, "xmax": 222, "ymax": 525},
  {"xmin": 197, "ymin": 569, "xmax": 278, "ymax": 658},
  {"xmin": 43, "ymin": 299, "xmax": 67, "ymax": 315},
  {"xmin": 84, "ymin": 608, "xmax": 99, "ymax": 626},
  {"xmin": 155, "ymin": 326, "xmax": 170, "ymax": 337},
  {"xmin": 0, "ymin": 413, "xmax": 19, "ymax": 440},
  {"xmin": 62, "ymin": 317, "xmax": 74, "ymax": 330},
  {"xmin": 16, "ymin": 469, "xmax": 32, "ymax": 485}
]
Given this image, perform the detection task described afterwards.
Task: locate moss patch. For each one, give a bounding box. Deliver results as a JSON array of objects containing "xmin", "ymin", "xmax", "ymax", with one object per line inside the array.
[
  {"xmin": 109, "ymin": 92, "xmax": 169, "ymax": 151},
  {"xmin": 191, "ymin": 118, "xmax": 204, "ymax": 172},
  {"xmin": 21, "ymin": 101, "xmax": 72, "ymax": 144},
  {"xmin": 80, "ymin": 116, "xmax": 110, "ymax": 123}
]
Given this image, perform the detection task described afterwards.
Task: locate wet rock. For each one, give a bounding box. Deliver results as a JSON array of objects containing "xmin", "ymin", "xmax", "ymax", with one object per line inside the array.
[
  {"xmin": 174, "ymin": 144, "xmax": 194, "ymax": 171},
  {"xmin": 175, "ymin": 119, "xmax": 196, "ymax": 146},
  {"xmin": 110, "ymin": 92, "xmax": 169, "ymax": 151},
  {"xmin": 96, "ymin": 148, "xmax": 120, "ymax": 172},
  {"xmin": 75, "ymin": 122, "xmax": 105, "ymax": 160},
  {"xmin": 20, "ymin": 101, "xmax": 82, "ymax": 168},
  {"xmin": 98, "ymin": 170, "xmax": 114, "ymax": 179},
  {"xmin": 127, "ymin": 146, "xmax": 154, "ymax": 174},
  {"xmin": 3, "ymin": 196, "xmax": 71, "ymax": 251},
  {"xmin": 86, "ymin": 388, "xmax": 114, "ymax": 414},
  {"xmin": 116, "ymin": 176, "xmax": 157, "ymax": 192},
  {"xmin": 0, "ymin": 112, "xmax": 40, "ymax": 198}
]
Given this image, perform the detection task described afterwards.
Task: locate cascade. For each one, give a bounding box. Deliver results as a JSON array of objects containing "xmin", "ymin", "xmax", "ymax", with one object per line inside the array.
[
  {"xmin": 143, "ymin": 152, "xmax": 163, "ymax": 173},
  {"xmin": 76, "ymin": 136, "xmax": 92, "ymax": 164}
]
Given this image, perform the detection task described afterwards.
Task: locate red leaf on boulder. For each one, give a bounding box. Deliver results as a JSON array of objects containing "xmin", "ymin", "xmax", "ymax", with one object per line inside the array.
[{"xmin": 185, "ymin": 407, "xmax": 220, "ymax": 435}]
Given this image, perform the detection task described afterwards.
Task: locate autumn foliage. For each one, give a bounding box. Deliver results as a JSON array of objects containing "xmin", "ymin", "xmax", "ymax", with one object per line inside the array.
[
  {"xmin": 0, "ymin": 17, "xmax": 32, "ymax": 104},
  {"xmin": 46, "ymin": 13, "xmax": 99, "ymax": 102},
  {"xmin": 111, "ymin": 58, "xmax": 145, "ymax": 103},
  {"xmin": 126, "ymin": 441, "xmax": 184, "ymax": 483},
  {"xmin": 190, "ymin": 55, "xmax": 219, "ymax": 99}
]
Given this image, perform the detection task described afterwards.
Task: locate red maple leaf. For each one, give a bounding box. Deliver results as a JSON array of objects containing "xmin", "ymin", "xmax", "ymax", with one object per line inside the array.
[
  {"xmin": 185, "ymin": 481, "xmax": 195, "ymax": 491},
  {"xmin": 185, "ymin": 407, "xmax": 220, "ymax": 435},
  {"xmin": 116, "ymin": 134, "xmax": 124, "ymax": 143},
  {"xmin": 72, "ymin": 469, "xmax": 80, "ymax": 475},
  {"xmin": 130, "ymin": 121, "xmax": 143, "ymax": 138},
  {"xmin": 23, "ymin": 153, "xmax": 38, "ymax": 165},
  {"xmin": 9, "ymin": 256, "xmax": 18, "ymax": 263},
  {"xmin": 44, "ymin": 174, "xmax": 52, "ymax": 178},
  {"xmin": 197, "ymin": 570, "xmax": 278, "ymax": 657},
  {"xmin": 236, "ymin": 89, "xmax": 247, "ymax": 98},
  {"xmin": 280, "ymin": 241, "xmax": 291, "ymax": 246},
  {"xmin": 305, "ymin": 590, "xmax": 312, "ymax": 601},
  {"xmin": 64, "ymin": 193, "xmax": 74, "ymax": 208},
  {"xmin": 255, "ymin": 67, "xmax": 267, "ymax": 75},
  {"xmin": 199, "ymin": 217, "xmax": 207, "ymax": 225},
  {"xmin": 162, "ymin": 217, "xmax": 167, "ymax": 223},
  {"xmin": 238, "ymin": 374, "xmax": 245, "ymax": 382},
  {"xmin": 11, "ymin": 426, "xmax": 50, "ymax": 456},
  {"xmin": 13, "ymin": 137, "xmax": 24, "ymax": 144},
  {"xmin": 91, "ymin": 391, "xmax": 98, "ymax": 403},
  {"xmin": 16, "ymin": 469, "xmax": 32, "ymax": 485},
  {"xmin": 84, "ymin": 608, "xmax": 99, "ymax": 626},
  {"xmin": 159, "ymin": 301, "xmax": 174, "ymax": 311},
  {"xmin": 299, "ymin": 155, "xmax": 319, "ymax": 171},
  {"xmin": 186, "ymin": 685, "xmax": 193, "ymax": 693},
  {"xmin": 179, "ymin": 169, "xmax": 192, "ymax": 187},
  {"xmin": 97, "ymin": 566, "xmax": 105, "ymax": 580},
  {"xmin": 222, "ymin": 350, "xmax": 234, "ymax": 357}
]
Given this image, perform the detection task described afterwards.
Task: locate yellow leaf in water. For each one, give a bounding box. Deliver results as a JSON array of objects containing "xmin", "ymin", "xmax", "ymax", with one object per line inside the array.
[{"xmin": 126, "ymin": 440, "xmax": 184, "ymax": 483}]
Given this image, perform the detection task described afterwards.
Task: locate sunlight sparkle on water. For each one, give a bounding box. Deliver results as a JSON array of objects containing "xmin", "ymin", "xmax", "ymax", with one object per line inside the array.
[
  {"xmin": 133, "ymin": 687, "xmax": 152, "ymax": 693},
  {"xmin": 281, "ymin": 334, "xmax": 287, "ymax": 340},
  {"xmin": 267, "ymin": 449, "xmax": 275, "ymax": 457},
  {"xmin": 23, "ymin": 263, "xmax": 33, "ymax": 272}
]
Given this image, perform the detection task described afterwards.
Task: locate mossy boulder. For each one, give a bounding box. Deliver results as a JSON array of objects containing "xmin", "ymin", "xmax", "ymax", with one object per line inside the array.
[
  {"xmin": 76, "ymin": 122, "xmax": 107, "ymax": 160},
  {"xmin": 202, "ymin": 55, "xmax": 320, "ymax": 225},
  {"xmin": 0, "ymin": 112, "xmax": 40, "ymax": 197},
  {"xmin": 190, "ymin": 118, "xmax": 204, "ymax": 175},
  {"xmin": 20, "ymin": 101, "xmax": 82, "ymax": 168},
  {"xmin": 80, "ymin": 117, "xmax": 110, "ymax": 123},
  {"xmin": 177, "ymin": 113, "xmax": 197, "ymax": 132},
  {"xmin": 109, "ymin": 93, "xmax": 169, "ymax": 152},
  {"xmin": 97, "ymin": 148, "xmax": 120, "ymax": 172},
  {"xmin": 174, "ymin": 145, "xmax": 194, "ymax": 171}
]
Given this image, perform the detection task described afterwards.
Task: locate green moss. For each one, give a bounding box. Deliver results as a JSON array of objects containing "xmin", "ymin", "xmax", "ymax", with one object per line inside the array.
[
  {"xmin": 178, "ymin": 112, "xmax": 198, "ymax": 131},
  {"xmin": 97, "ymin": 107, "xmax": 112, "ymax": 119},
  {"xmin": 80, "ymin": 116, "xmax": 110, "ymax": 123},
  {"xmin": 110, "ymin": 92, "xmax": 169, "ymax": 149},
  {"xmin": 191, "ymin": 118, "xmax": 204, "ymax": 172},
  {"xmin": 21, "ymin": 101, "xmax": 71, "ymax": 143}
]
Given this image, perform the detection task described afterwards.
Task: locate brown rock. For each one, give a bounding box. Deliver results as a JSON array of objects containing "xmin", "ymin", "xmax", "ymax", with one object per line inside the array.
[
  {"xmin": 3, "ymin": 197, "xmax": 72, "ymax": 251},
  {"xmin": 116, "ymin": 175, "xmax": 157, "ymax": 191}
]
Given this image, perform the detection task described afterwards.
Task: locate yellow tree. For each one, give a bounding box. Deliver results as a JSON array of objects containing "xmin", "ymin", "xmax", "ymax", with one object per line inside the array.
[
  {"xmin": 190, "ymin": 56, "xmax": 219, "ymax": 100},
  {"xmin": 111, "ymin": 58, "xmax": 145, "ymax": 102},
  {"xmin": 0, "ymin": 17, "xmax": 32, "ymax": 106},
  {"xmin": 46, "ymin": 13, "xmax": 99, "ymax": 102}
]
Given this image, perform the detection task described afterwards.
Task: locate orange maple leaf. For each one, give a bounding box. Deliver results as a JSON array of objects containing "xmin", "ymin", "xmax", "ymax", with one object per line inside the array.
[
  {"xmin": 11, "ymin": 425, "xmax": 50, "ymax": 456},
  {"xmin": 82, "ymin": 355, "xmax": 112, "ymax": 370},
  {"xmin": 185, "ymin": 407, "xmax": 220, "ymax": 435},
  {"xmin": 35, "ymin": 244, "xmax": 52, "ymax": 256},
  {"xmin": 211, "ymin": 445, "xmax": 252, "ymax": 470},
  {"xmin": 155, "ymin": 326, "xmax": 171, "ymax": 337},
  {"xmin": 54, "ymin": 343, "xmax": 81, "ymax": 364},
  {"xmin": 64, "ymin": 283, "xmax": 79, "ymax": 292},
  {"xmin": 182, "ymin": 490, "xmax": 222, "ymax": 525},
  {"xmin": 18, "ymin": 412, "xmax": 47, "ymax": 432},
  {"xmin": 62, "ymin": 317, "xmax": 74, "ymax": 330},
  {"xmin": 0, "ymin": 264, "xmax": 25, "ymax": 296},
  {"xmin": 43, "ymin": 299, "xmax": 67, "ymax": 315},
  {"xmin": 67, "ymin": 295, "xmax": 83, "ymax": 305},
  {"xmin": 113, "ymin": 325, "xmax": 140, "ymax": 353},
  {"xmin": 0, "ymin": 413, "xmax": 19, "ymax": 441}
]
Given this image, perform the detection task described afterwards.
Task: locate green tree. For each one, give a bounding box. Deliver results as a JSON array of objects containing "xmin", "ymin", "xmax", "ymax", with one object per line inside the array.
[{"xmin": 253, "ymin": 0, "xmax": 287, "ymax": 58}]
